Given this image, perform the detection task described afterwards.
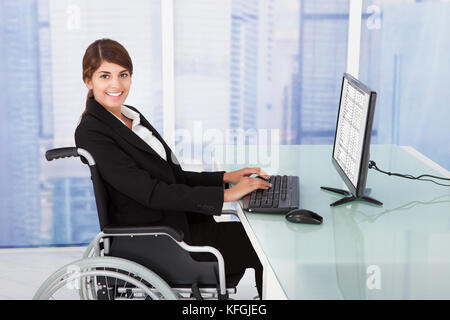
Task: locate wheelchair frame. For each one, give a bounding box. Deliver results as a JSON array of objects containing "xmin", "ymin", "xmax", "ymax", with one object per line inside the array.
[{"xmin": 34, "ymin": 147, "xmax": 237, "ymax": 300}]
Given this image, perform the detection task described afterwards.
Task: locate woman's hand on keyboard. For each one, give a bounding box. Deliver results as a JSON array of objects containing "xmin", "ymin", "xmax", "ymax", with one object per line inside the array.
[
  {"xmin": 224, "ymin": 177, "xmax": 272, "ymax": 202},
  {"xmin": 223, "ymin": 167, "xmax": 270, "ymax": 185}
]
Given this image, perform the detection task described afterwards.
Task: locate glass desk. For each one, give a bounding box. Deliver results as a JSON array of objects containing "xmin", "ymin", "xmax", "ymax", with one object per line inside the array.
[{"xmin": 215, "ymin": 145, "xmax": 450, "ymax": 299}]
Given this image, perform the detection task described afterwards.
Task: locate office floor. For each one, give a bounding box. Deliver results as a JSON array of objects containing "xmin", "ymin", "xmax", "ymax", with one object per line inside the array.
[{"xmin": 0, "ymin": 246, "xmax": 257, "ymax": 300}]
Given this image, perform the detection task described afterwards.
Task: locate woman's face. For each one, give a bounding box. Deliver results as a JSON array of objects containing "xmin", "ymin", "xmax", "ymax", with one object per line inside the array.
[{"xmin": 84, "ymin": 61, "xmax": 131, "ymax": 110}]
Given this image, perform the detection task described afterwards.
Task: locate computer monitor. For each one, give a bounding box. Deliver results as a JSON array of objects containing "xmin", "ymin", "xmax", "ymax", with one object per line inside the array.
[{"xmin": 321, "ymin": 73, "xmax": 382, "ymax": 207}]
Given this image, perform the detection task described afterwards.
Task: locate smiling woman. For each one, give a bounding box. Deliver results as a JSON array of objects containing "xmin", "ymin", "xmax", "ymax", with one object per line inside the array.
[
  {"xmin": 75, "ymin": 38, "xmax": 269, "ymax": 298},
  {"xmin": 81, "ymin": 39, "xmax": 134, "ymax": 117}
]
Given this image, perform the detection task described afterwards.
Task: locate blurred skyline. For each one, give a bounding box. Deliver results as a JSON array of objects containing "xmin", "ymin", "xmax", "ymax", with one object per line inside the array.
[{"xmin": 0, "ymin": 0, "xmax": 448, "ymax": 247}]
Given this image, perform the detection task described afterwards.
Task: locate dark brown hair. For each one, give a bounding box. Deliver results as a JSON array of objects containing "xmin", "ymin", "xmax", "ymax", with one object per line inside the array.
[{"xmin": 81, "ymin": 38, "xmax": 133, "ymax": 115}]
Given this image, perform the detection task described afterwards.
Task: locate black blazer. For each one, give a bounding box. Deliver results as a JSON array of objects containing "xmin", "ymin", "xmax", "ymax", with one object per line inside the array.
[{"xmin": 75, "ymin": 97, "xmax": 226, "ymax": 241}]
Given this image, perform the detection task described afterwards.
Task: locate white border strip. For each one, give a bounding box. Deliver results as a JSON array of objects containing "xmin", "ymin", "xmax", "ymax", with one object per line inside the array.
[
  {"xmin": 0, "ymin": 246, "xmax": 86, "ymax": 254},
  {"xmin": 346, "ymin": 0, "xmax": 363, "ymax": 78},
  {"xmin": 161, "ymin": 0, "xmax": 176, "ymax": 150},
  {"xmin": 400, "ymin": 146, "xmax": 450, "ymax": 178}
]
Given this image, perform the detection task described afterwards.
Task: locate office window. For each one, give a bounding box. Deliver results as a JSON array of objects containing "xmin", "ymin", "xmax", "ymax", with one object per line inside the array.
[
  {"xmin": 293, "ymin": 0, "xmax": 349, "ymax": 144},
  {"xmin": 360, "ymin": 0, "xmax": 450, "ymax": 170},
  {"xmin": 173, "ymin": 0, "xmax": 349, "ymax": 168},
  {"xmin": 0, "ymin": 0, "xmax": 356, "ymax": 247},
  {"xmin": 0, "ymin": 0, "xmax": 162, "ymax": 247}
]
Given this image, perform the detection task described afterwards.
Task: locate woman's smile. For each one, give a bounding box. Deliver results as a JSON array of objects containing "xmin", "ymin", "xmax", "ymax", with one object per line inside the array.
[{"xmin": 106, "ymin": 91, "xmax": 124, "ymax": 98}]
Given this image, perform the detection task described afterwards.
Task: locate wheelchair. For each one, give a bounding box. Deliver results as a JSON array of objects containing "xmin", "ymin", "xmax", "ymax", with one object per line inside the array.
[{"xmin": 33, "ymin": 147, "xmax": 239, "ymax": 300}]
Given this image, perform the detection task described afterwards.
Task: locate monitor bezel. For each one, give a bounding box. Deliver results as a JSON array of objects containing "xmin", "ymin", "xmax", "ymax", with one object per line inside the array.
[{"xmin": 331, "ymin": 73, "xmax": 377, "ymax": 198}]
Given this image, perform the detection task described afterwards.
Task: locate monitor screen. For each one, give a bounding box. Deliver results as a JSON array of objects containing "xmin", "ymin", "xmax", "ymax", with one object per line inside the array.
[{"xmin": 333, "ymin": 74, "xmax": 372, "ymax": 189}]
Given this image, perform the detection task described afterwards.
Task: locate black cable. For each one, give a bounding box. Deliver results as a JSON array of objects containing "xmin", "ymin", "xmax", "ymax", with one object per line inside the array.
[
  {"xmin": 368, "ymin": 160, "xmax": 450, "ymax": 187},
  {"xmin": 415, "ymin": 174, "xmax": 450, "ymax": 180}
]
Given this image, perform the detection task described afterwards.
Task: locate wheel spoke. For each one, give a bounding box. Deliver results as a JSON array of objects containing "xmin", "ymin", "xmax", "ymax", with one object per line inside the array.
[{"xmin": 33, "ymin": 256, "xmax": 177, "ymax": 300}]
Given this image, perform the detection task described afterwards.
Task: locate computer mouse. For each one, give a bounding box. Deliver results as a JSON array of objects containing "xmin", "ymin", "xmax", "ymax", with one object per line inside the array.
[{"xmin": 285, "ymin": 209, "xmax": 323, "ymax": 225}]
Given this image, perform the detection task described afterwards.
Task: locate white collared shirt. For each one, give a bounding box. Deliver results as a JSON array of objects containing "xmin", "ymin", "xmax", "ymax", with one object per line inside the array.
[{"xmin": 108, "ymin": 105, "xmax": 167, "ymax": 161}]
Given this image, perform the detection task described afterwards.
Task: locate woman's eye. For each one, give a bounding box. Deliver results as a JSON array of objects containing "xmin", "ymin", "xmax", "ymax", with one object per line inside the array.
[{"xmin": 99, "ymin": 73, "xmax": 128, "ymax": 79}]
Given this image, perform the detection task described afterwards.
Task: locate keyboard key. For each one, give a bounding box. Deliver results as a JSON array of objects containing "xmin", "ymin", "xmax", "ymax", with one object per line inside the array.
[
  {"xmin": 272, "ymin": 197, "xmax": 279, "ymax": 208},
  {"xmin": 256, "ymin": 190, "xmax": 263, "ymax": 200},
  {"xmin": 262, "ymin": 197, "xmax": 272, "ymax": 207},
  {"xmin": 250, "ymin": 192, "xmax": 256, "ymax": 201},
  {"xmin": 274, "ymin": 176, "xmax": 281, "ymax": 192},
  {"xmin": 282, "ymin": 175, "xmax": 287, "ymax": 188}
]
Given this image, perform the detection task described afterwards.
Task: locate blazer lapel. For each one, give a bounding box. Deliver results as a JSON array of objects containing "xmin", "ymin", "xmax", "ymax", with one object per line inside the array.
[
  {"xmin": 86, "ymin": 98, "xmax": 162, "ymax": 159},
  {"xmin": 124, "ymin": 104, "xmax": 181, "ymax": 168}
]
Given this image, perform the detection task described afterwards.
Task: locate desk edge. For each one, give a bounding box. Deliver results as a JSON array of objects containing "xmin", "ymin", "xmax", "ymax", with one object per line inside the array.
[{"xmin": 400, "ymin": 146, "xmax": 450, "ymax": 178}]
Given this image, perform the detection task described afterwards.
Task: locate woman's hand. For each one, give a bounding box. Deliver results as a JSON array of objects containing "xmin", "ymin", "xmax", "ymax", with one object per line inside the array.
[
  {"xmin": 223, "ymin": 167, "xmax": 270, "ymax": 185},
  {"xmin": 224, "ymin": 177, "xmax": 272, "ymax": 202}
]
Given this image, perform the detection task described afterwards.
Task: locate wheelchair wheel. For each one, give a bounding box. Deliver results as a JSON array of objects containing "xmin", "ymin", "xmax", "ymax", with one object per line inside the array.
[{"xmin": 33, "ymin": 256, "xmax": 178, "ymax": 300}]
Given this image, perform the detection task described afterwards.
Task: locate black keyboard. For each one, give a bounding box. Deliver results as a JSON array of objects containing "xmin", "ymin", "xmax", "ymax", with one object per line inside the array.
[{"xmin": 241, "ymin": 175, "xmax": 299, "ymax": 213}]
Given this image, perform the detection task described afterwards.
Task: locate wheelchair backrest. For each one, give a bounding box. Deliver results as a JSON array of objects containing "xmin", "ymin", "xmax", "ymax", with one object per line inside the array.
[
  {"xmin": 45, "ymin": 147, "xmax": 110, "ymax": 230},
  {"xmin": 88, "ymin": 165, "xmax": 111, "ymax": 230}
]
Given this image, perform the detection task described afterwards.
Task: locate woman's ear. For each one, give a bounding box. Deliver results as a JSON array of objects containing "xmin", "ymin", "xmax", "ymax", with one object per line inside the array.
[{"xmin": 84, "ymin": 78, "xmax": 93, "ymax": 90}]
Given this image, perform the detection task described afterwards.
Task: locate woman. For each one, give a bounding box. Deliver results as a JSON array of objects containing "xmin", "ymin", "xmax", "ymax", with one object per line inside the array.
[{"xmin": 75, "ymin": 38, "xmax": 271, "ymax": 297}]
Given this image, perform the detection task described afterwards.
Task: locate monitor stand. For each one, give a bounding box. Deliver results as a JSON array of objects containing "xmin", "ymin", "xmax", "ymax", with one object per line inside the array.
[{"xmin": 320, "ymin": 186, "xmax": 383, "ymax": 207}]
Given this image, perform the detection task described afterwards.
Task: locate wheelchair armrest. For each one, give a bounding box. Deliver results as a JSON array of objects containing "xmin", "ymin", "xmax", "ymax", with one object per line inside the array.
[
  {"xmin": 102, "ymin": 225, "xmax": 184, "ymax": 242},
  {"xmin": 221, "ymin": 209, "xmax": 238, "ymax": 216}
]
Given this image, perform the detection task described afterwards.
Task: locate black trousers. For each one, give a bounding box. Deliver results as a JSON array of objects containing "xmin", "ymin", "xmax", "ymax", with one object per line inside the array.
[{"xmin": 188, "ymin": 221, "xmax": 263, "ymax": 298}]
